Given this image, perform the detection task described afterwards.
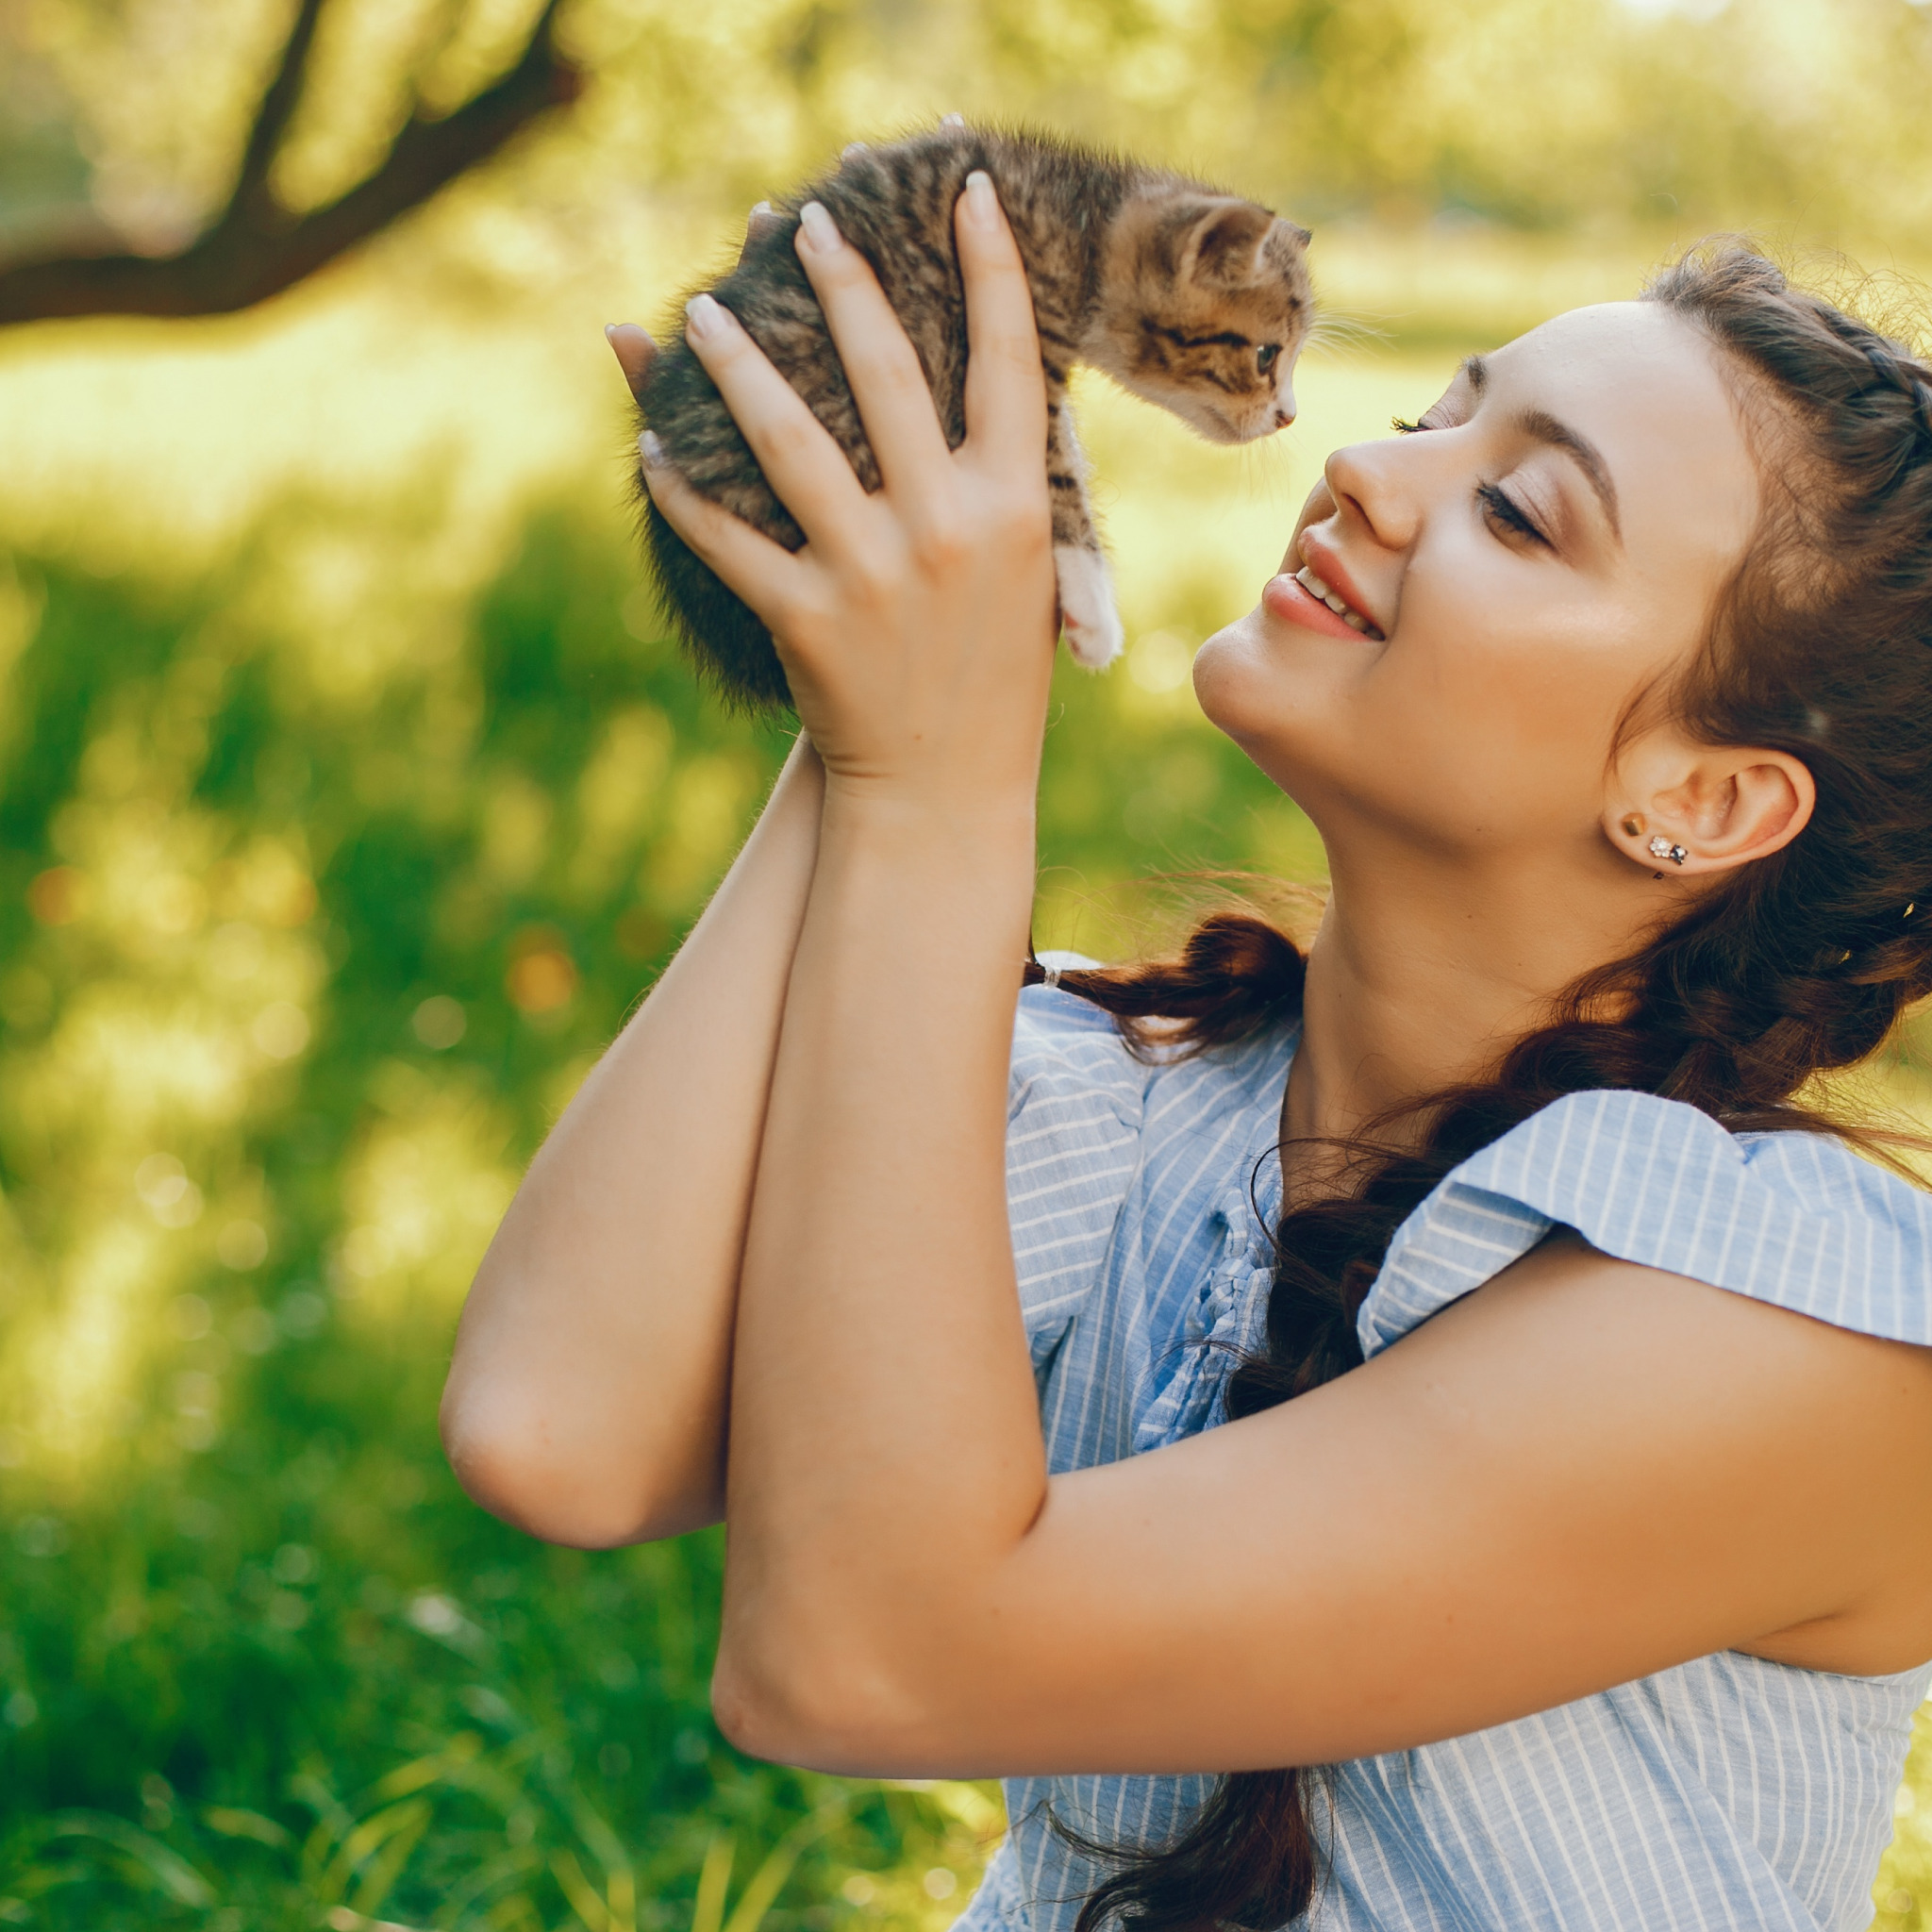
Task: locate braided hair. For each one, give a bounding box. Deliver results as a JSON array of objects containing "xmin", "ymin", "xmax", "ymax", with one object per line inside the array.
[{"xmin": 1027, "ymin": 244, "xmax": 1932, "ymax": 1932}]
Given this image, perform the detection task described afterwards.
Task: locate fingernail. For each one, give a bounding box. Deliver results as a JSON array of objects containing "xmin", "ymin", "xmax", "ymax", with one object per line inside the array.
[
  {"xmin": 605, "ymin": 323, "xmax": 618, "ymax": 338},
  {"xmin": 798, "ymin": 201, "xmax": 842, "ymax": 254},
  {"xmin": 964, "ymin": 170, "xmax": 996, "ymax": 223},
  {"xmin": 639, "ymin": 430, "xmax": 666, "ymax": 468},
  {"xmin": 684, "ymin": 293, "xmax": 728, "ymax": 341}
]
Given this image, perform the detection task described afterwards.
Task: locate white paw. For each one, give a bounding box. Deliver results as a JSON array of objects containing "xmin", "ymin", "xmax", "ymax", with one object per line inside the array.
[{"xmin": 1055, "ymin": 544, "xmax": 1124, "ymax": 670}]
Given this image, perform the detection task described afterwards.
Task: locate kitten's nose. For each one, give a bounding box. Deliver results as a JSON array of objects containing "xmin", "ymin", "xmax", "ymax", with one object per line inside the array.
[{"xmin": 1273, "ymin": 390, "xmax": 1297, "ymax": 428}]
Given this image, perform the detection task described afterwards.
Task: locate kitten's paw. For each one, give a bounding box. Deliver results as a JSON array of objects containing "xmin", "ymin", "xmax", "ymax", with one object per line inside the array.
[{"xmin": 1055, "ymin": 545, "xmax": 1124, "ymax": 670}]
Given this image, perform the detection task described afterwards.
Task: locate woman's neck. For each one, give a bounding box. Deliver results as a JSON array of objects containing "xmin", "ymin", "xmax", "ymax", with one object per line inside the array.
[{"xmin": 1282, "ymin": 831, "xmax": 1652, "ymax": 1184}]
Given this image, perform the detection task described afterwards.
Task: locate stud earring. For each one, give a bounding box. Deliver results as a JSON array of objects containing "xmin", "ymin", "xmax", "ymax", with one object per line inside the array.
[
  {"xmin": 1621, "ymin": 813, "xmax": 1645, "ymax": 839},
  {"xmin": 1648, "ymin": 835, "xmax": 1689, "ymax": 866}
]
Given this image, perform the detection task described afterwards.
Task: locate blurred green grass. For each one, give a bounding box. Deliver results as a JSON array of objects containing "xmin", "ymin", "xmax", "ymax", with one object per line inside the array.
[
  {"xmin": 0, "ymin": 509, "xmax": 996, "ymax": 1930},
  {"xmin": 5, "ymin": 47, "xmax": 1932, "ymax": 1930}
]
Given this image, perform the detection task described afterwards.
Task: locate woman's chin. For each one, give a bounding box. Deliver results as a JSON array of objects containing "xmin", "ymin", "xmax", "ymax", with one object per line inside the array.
[
  {"xmin": 1191, "ymin": 614, "xmax": 1256, "ymax": 711},
  {"xmin": 1194, "ymin": 612, "xmax": 1303, "ymax": 741},
  {"xmin": 1193, "ymin": 611, "xmax": 1349, "ymax": 797}
]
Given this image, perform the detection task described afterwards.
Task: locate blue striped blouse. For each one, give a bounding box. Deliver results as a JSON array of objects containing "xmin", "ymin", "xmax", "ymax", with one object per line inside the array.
[{"xmin": 960, "ymin": 976, "xmax": 1932, "ymax": 1932}]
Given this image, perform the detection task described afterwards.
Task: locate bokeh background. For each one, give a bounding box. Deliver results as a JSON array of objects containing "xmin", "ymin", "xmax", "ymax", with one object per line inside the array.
[{"xmin": 3, "ymin": 1, "xmax": 1932, "ymax": 1926}]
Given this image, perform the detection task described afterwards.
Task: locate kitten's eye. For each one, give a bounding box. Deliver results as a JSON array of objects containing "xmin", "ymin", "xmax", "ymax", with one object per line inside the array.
[{"xmin": 1257, "ymin": 343, "xmax": 1280, "ymax": 375}]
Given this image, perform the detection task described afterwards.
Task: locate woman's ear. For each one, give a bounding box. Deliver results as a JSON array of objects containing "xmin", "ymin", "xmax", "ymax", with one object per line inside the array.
[{"xmin": 1606, "ymin": 736, "xmax": 1816, "ymax": 876}]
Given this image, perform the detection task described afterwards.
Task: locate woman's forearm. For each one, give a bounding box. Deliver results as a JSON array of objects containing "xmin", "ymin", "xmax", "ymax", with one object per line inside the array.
[
  {"xmin": 632, "ymin": 175, "xmax": 1065, "ymax": 1745},
  {"xmin": 441, "ymin": 735, "xmax": 824, "ymax": 1547},
  {"xmin": 718, "ymin": 784, "xmax": 1049, "ymax": 1747}
]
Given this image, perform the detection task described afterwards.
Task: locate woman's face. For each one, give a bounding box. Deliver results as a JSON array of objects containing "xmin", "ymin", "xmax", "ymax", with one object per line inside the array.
[{"xmin": 1192, "ymin": 302, "xmax": 1762, "ymax": 863}]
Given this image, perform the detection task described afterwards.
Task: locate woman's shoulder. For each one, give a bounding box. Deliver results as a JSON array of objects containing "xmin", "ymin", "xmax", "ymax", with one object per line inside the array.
[{"xmin": 1361, "ymin": 1088, "xmax": 1932, "ymax": 1358}]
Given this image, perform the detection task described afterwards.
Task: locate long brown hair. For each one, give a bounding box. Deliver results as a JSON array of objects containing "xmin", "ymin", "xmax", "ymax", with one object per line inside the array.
[{"xmin": 1024, "ymin": 244, "xmax": 1932, "ymax": 1932}]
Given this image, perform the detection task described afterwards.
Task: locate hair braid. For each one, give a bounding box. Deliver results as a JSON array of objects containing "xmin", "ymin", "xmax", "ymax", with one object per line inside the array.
[{"xmin": 1034, "ymin": 242, "xmax": 1932, "ymax": 1932}]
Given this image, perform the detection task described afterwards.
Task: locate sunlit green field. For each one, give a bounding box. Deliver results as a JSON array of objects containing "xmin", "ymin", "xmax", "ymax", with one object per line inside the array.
[{"xmin": 3, "ymin": 201, "xmax": 1932, "ymax": 1932}]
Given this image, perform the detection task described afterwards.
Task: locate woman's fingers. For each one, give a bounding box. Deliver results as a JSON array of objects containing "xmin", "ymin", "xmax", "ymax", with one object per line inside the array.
[
  {"xmin": 641, "ymin": 438, "xmax": 812, "ymax": 635},
  {"xmin": 740, "ymin": 201, "xmax": 783, "ymax": 266},
  {"xmin": 608, "ymin": 323, "xmax": 657, "ymax": 402},
  {"xmin": 956, "ymin": 173, "xmax": 1047, "ymax": 465},
  {"xmin": 680, "ymin": 293, "xmax": 871, "ymax": 556},
  {"xmin": 793, "ymin": 201, "xmax": 955, "ymax": 494}
]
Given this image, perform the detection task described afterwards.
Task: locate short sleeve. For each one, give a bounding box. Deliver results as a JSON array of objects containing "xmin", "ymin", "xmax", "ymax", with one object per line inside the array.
[
  {"xmin": 1358, "ymin": 1087, "xmax": 1932, "ymax": 1360},
  {"xmin": 1008, "ymin": 964, "xmax": 1149, "ymax": 1374}
]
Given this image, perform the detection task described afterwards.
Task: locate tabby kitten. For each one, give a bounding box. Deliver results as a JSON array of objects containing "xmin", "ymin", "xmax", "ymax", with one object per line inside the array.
[{"xmin": 638, "ymin": 120, "xmax": 1313, "ymax": 710}]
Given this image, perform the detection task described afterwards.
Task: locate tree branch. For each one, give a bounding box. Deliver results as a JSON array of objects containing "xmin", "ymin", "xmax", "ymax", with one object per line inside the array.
[
  {"xmin": 230, "ymin": 0, "xmax": 332, "ymax": 222},
  {"xmin": 0, "ymin": 0, "xmax": 582, "ymax": 326}
]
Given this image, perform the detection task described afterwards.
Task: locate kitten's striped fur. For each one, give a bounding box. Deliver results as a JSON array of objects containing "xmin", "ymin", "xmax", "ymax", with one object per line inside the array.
[{"xmin": 638, "ymin": 122, "xmax": 1312, "ymax": 710}]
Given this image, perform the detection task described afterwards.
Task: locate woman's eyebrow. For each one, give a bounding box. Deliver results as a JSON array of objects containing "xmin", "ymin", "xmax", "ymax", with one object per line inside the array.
[
  {"xmin": 1463, "ymin": 354, "xmax": 1623, "ymax": 541},
  {"xmin": 1518, "ymin": 408, "xmax": 1623, "ymax": 541}
]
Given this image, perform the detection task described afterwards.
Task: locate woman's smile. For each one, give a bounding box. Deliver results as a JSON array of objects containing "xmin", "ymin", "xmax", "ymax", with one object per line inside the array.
[
  {"xmin": 1262, "ymin": 527, "xmax": 1388, "ymax": 641},
  {"xmin": 1260, "ymin": 565, "xmax": 1381, "ymax": 641}
]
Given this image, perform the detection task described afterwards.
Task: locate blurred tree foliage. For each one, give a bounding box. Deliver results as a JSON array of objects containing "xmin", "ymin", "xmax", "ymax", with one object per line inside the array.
[
  {"xmin": 7, "ymin": 0, "xmax": 1932, "ymax": 289},
  {"xmin": 0, "ymin": 0, "xmax": 579, "ymax": 322},
  {"xmin": 571, "ymin": 0, "xmax": 1932, "ymax": 241}
]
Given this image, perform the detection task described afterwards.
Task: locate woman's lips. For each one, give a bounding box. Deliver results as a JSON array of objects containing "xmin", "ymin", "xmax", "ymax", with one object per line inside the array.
[{"xmin": 1262, "ymin": 570, "xmax": 1381, "ymax": 641}]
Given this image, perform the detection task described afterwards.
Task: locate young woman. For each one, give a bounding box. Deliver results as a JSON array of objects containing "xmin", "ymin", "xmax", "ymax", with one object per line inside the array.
[{"xmin": 441, "ymin": 176, "xmax": 1932, "ymax": 1931}]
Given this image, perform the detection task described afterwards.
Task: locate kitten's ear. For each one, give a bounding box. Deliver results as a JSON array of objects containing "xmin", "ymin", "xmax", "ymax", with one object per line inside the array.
[{"xmin": 1181, "ymin": 200, "xmax": 1276, "ymax": 288}]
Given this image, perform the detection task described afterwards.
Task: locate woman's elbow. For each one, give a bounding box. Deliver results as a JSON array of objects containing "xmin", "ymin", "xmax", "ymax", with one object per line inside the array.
[
  {"xmin": 439, "ymin": 1387, "xmax": 713, "ymax": 1549},
  {"xmin": 709, "ymin": 1621, "xmax": 943, "ymax": 1774}
]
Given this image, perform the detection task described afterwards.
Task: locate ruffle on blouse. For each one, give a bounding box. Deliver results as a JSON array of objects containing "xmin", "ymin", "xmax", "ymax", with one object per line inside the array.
[
  {"xmin": 1007, "ymin": 969, "xmax": 1296, "ymax": 1438},
  {"xmin": 1130, "ymin": 1174, "xmax": 1279, "ymax": 1453},
  {"xmin": 1360, "ymin": 1087, "xmax": 1932, "ymax": 1361}
]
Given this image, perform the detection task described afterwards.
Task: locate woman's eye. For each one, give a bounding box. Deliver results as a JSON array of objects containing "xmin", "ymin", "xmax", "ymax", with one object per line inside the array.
[
  {"xmin": 1477, "ymin": 481, "xmax": 1552, "ymax": 549},
  {"xmin": 1257, "ymin": 343, "xmax": 1280, "ymax": 375},
  {"xmin": 1396, "ymin": 411, "xmax": 1548, "ymax": 548}
]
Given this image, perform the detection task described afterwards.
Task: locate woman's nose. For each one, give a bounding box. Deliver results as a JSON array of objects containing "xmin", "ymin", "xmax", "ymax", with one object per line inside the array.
[{"xmin": 1324, "ymin": 439, "xmax": 1422, "ymax": 553}]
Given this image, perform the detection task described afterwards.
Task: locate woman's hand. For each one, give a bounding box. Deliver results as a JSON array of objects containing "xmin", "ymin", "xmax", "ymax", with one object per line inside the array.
[{"xmin": 641, "ymin": 173, "xmax": 1058, "ymax": 814}]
